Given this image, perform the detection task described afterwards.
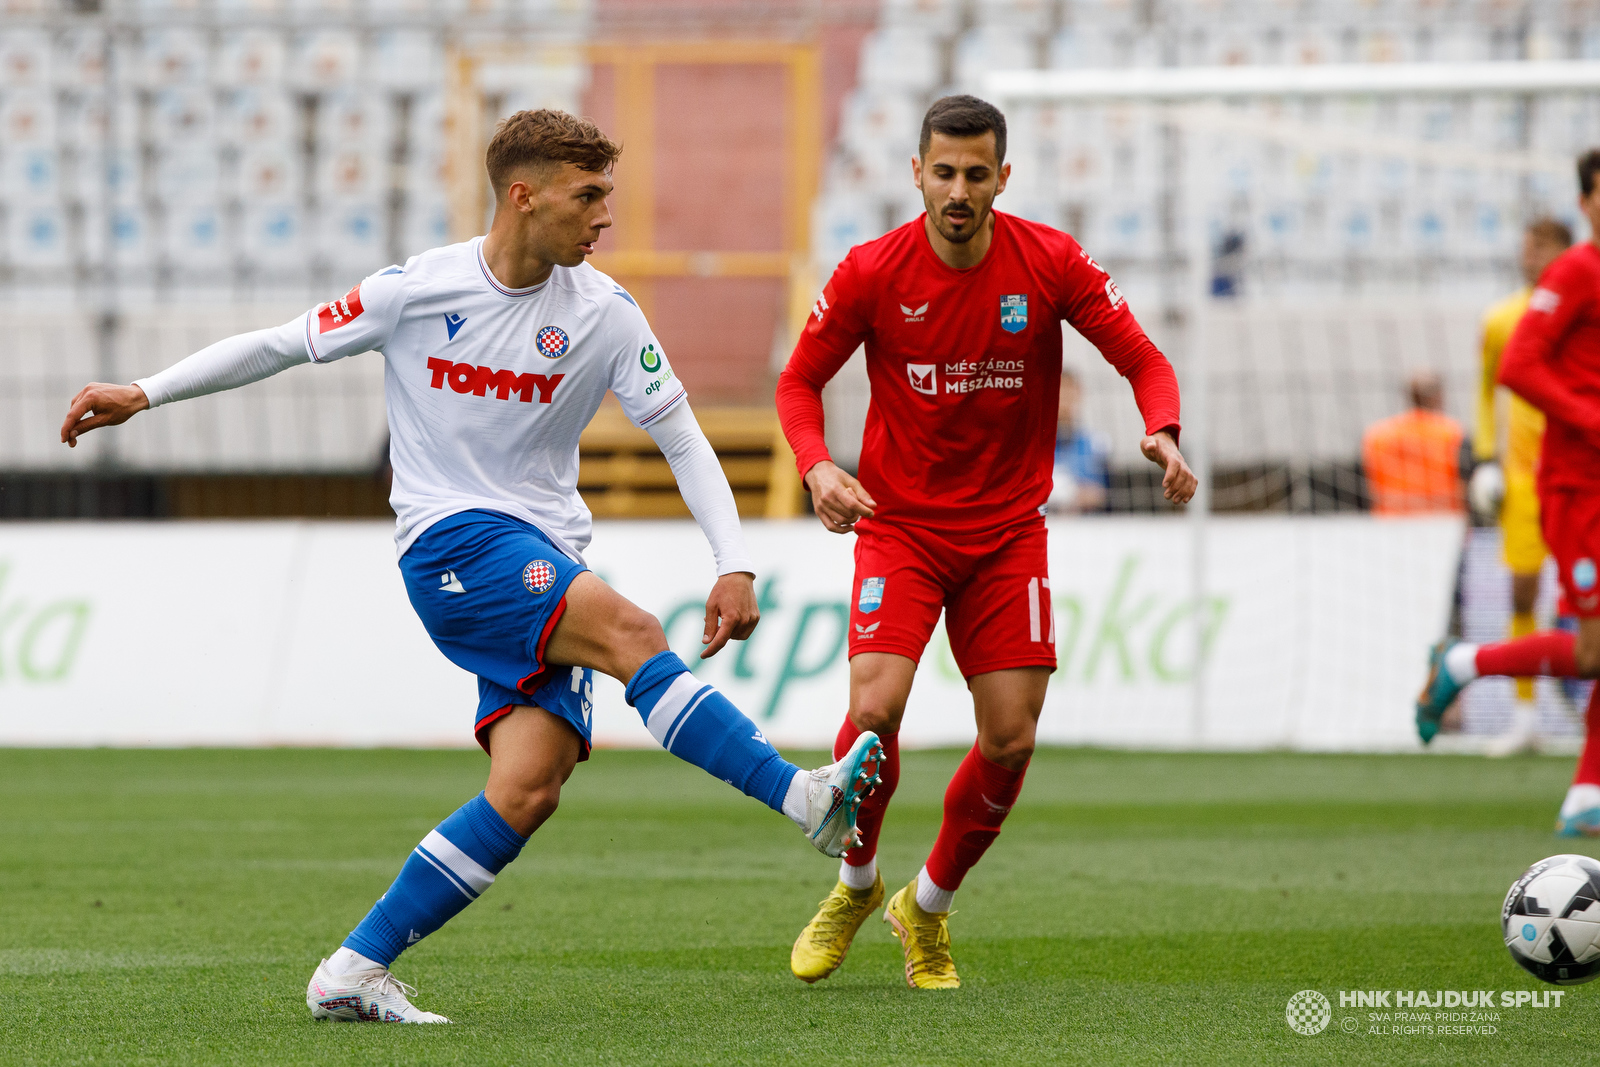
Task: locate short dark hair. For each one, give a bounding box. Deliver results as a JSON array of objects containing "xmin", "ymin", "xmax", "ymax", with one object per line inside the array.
[
  {"xmin": 919, "ymin": 95, "xmax": 1007, "ymax": 164},
  {"xmin": 1579, "ymin": 148, "xmax": 1600, "ymax": 197},
  {"xmin": 485, "ymin": 109, "xmax": 621, "ymax": 196},
  {"xmin": 1526, "ymin": 215, "xmax": 1574, "ymax": 249}
]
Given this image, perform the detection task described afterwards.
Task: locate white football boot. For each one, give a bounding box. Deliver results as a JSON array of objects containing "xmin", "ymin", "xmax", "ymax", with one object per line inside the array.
[
  {"xmin": 799, "ymin": 731, "xmax": 884, "ymax": 858},
  {"xmin": 306, "ymin": 959, "xmax": 450, "ymax": 1023}
]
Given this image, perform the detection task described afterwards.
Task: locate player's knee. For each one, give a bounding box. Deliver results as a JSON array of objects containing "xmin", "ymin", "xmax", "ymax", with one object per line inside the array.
[
  {"xmin": 620, "ymin": 604, "xmax": 667, "ymax": 648},
  {"xmin": 848, "ymin": 702, "xmax": 904, "ymax": 737},
  {"xmin": 501, "ymin": 779, "xmax": 563, "ymax": 836},
  {"xmin": 601, "ymin": 604, "xmax": 672, "ymax": 671},
  {"xmin": 979, "ymin": 731, "xmax": 1035, "ymax": 770}
]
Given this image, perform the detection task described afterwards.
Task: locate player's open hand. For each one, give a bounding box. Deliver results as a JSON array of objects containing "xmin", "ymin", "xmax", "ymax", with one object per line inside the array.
[
  {"xmin": 1140, "ymin": 430, "xmax": 1197, "ymax": 505},
  {"xmin": 701, "ymin": 571, "xmax": 759, "ymax": 659},
  {"xmin": 60, "ymin": 383, "xmax": 149, "ymax": 447},
  {"xmin": 804, "ymin": 460, "xmax": 877, "ymax": 534}
]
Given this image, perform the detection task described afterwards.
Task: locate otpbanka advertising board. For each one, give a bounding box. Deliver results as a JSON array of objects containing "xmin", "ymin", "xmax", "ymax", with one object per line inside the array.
[{"xmin": 0, "ymin": 516, "xmax": 1460, "ymax": 751}]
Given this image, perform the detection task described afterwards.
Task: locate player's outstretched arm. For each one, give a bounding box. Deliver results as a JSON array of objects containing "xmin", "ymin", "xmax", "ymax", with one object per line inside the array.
[
  {"xmin": 59, "ymin": 318, "xmax": 311, "ymax": 448},
  {"xmin": 1140, "ymin": 430, "xmax": 1197, "ymax": 504},
  {"xmin": 802, "ymin": 460, "xmax": 876, "ymax": 534},
  {"xmin": 644, "ymin": 402, "xmax": 760, "ymax": 658}
]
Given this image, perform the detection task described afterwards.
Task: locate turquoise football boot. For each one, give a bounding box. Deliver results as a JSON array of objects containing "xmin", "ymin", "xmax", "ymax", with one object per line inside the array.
[
  {"xmin": 1416, "ymin": 640, "xmax": 1466, "ymax": 744},
  {"xmin": 1555, "ymin": 809, "xmax": 1600, "ymax": 837}
]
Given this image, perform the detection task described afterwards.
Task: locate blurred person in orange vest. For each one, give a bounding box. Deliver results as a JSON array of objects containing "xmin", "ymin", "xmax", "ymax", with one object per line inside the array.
[{"xmin": 1362, "ymin": 371, "xmax": 1465, "ymax": 515}]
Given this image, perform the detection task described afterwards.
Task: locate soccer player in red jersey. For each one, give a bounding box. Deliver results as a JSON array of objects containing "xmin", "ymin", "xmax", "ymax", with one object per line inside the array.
[
  {"xmin": 1418, "ymin": 148, "xmax": 1600, "ymax": 835},
  {"xmin": 778, "ymin": 96, "xmax": 1197, "ymax": 988}
]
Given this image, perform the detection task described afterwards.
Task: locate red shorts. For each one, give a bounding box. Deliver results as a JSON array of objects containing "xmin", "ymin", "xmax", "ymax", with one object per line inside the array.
[
  {"xmin": 1542, "ymin": 487, "xmax": 1600, "ymax": 617},
  {"xmin": 847, "ymin": 516, "xmax": 1057, "ymax": 678}
]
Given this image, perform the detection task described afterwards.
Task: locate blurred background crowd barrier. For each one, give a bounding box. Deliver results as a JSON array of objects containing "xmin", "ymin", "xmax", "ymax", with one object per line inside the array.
[
  {"xmin": 0, "ymin": 516, "xmax": 1459, "ymax": 749},
  {"xmin": 4, "ymin": 0, "xmax": 1600, "ymax": 747}
]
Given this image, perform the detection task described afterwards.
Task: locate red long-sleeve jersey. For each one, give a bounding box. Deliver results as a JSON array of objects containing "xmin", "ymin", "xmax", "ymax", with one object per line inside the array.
[
  {"xmin": 777, "ymin": 211, "xmax": 1181, "ymax": 533},
  {"xmin": 1499, "ymin": 241, "xmax": 1600, "ymax": 491}
]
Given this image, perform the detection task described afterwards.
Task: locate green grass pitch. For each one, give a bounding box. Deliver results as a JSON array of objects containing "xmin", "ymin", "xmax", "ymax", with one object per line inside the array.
[{"xmin": 2, "ymin": 747, "xmax": 1598, "ymax": 1066}]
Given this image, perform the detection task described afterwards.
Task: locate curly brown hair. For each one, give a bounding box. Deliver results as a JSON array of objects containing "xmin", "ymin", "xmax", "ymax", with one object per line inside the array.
[{"xmin": 485, "ymin": 109, "xmax": 621, "ymax": 196}]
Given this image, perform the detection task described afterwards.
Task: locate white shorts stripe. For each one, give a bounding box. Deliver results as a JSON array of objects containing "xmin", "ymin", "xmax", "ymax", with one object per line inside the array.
[
  {"xmin": 1028, "ymin": 577, "xmax": 1041, "ymax": 642},
  {"xmin": 644, "ymin": 672, "xmax": 704, "ymax": 745},
  {"xmin": 420, "ymin": 829, "xmax": 495, "ymax": 895}
]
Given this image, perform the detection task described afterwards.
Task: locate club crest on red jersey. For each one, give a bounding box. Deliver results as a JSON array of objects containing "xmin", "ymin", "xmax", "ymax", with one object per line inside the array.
[
  {"xmin": 316, "ymin": 284, "xmax": 364, "ymax": 333},
  {"xmin": 1000, "ymin": 293, "xmax": 1028, "ymax": 333},
  {"xmin": 858, "ymin": 577, "xmax": 885, "ymax": 614}
]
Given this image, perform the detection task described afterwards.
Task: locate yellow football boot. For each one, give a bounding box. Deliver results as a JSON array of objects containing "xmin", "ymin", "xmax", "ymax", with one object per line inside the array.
[
  {"xmin": 791, "ymin": 872, "xmax": 884, "ymax": 983},
  {"xmin": 883, "ymin": 879, "xmax": 960, "ymax": 989}
]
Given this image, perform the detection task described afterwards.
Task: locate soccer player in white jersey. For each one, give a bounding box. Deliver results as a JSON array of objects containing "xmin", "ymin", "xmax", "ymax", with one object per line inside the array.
[{"xmin": 59, "ymin": 110, "xmax": 883, "ymax": 1024}]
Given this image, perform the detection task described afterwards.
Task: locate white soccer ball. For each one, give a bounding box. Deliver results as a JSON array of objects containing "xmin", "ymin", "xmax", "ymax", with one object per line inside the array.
[{"xmin": 1503, "ymin": 854, "xmax": 1600, "ymax": 985}]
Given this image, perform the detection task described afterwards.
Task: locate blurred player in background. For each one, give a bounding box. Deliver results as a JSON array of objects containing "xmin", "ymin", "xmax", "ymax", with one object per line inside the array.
[
  {"xmin": 59, "ymin": 109, "xmax": 882, "ymax": 1022},
  {"xmin": 1419, "ymin": 149, "xmax": 1600, "ymax": 835},
  {"xmin": 1468, "ymin": 218, "xmax": 1574, "ymax": 755},
  {"xmin": 1049, "ymin": 367, "xmax": 1111, "ymax": 514},
  {"xmin": 777, "ymin": 95, "xmax": 1195, "ymax": 989},
  {"xmin": 1360, "ymin": 371, "xmax": 1464, "ymax": 516}
]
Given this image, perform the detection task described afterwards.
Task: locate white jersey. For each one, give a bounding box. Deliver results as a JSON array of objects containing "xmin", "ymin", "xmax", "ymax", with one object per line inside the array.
[{"xmin": 303, "ymin": 238, "xmax": 685, "ymax": 560}]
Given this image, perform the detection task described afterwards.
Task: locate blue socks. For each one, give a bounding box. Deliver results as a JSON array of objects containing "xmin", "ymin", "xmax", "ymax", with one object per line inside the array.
[
  {"xmin": 341, "ymin": 656, "xmax": 796, "ymax": 968},
  {"xmin": 343, "ymin": 792, "xmax": 527, "ymax": 967},
  {"xmin": 625, "ymin": 650, "xmax": 798, "ymax": 812}
]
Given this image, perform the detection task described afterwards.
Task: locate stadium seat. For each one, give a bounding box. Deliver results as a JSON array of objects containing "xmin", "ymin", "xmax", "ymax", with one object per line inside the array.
[{"xmin": 577, "ymin": 405, "xmax": 803, "ymax": 519}]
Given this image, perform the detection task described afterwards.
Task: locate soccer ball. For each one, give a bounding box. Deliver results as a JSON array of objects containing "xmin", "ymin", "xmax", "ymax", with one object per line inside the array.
[{"xmin": 1503, "ymin": 854, "xmax": 1600, "ymax": 985}]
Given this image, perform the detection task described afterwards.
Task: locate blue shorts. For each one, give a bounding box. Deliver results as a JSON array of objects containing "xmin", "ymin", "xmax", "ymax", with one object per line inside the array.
[{"xmin": 400, "ymin": 509, "xmax": 595, "ymax": 758}]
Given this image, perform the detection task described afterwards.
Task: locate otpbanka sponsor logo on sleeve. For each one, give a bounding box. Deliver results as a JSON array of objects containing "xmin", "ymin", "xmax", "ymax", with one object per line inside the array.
[{"xmin": 1288, "ymin": 989, "xmax": 1569, "ymax": 1038}]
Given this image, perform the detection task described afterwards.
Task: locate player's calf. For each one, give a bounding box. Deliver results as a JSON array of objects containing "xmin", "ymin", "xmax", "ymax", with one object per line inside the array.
[{"xmin": 310, "ymin": 788, "xmax": 534, "ymax": 1022}]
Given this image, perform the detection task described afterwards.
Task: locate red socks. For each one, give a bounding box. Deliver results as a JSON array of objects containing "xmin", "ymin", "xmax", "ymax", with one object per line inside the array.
[
  {"xmin": 924, "ymin": 744, "xmax": 1029, "ymax": 892},
  {"xmin": 834, "ymin": 721, "xmax": 1029, "ymax": 891},
  {"xmin": 1475, "ymin": 631, "xmax": 1578, "ymax": 678},
  {"xmin": 835, "ymin": 717, "xmax": 899, "ymax": 867},
  {"xmin": 1576, "ymin": 686, "xmax": 1600, "ymax": 787}
]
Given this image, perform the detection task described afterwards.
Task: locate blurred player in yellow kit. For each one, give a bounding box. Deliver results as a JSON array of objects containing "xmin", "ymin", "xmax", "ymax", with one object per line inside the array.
[{"xmin": 1470, "ymin": 217, "xmax": 1573, "ymax": 755}]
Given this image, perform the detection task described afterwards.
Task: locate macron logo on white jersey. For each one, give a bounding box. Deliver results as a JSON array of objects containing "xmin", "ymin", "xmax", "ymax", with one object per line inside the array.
[{"xmin": 443, "ymin": 313, "xmax": 466, "ymax": 341}]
